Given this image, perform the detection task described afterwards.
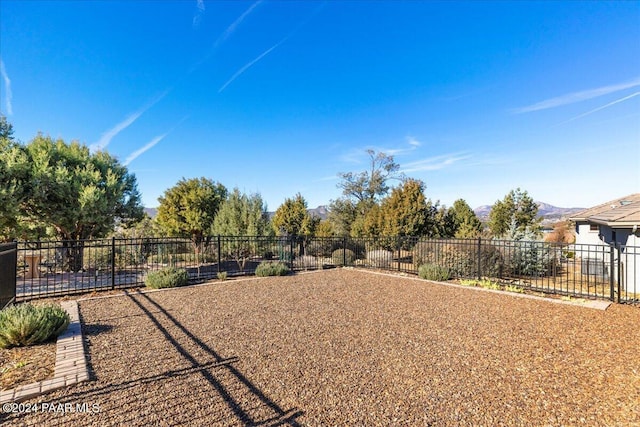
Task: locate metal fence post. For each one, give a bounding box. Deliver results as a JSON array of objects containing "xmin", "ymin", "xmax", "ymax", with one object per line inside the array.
[
  {"xmin": 609, "ymin": 243, "xmax": 615, "ymax": 302},
  {"xmin": 343, "ymin": 237, "xmax": 347, "ymax": 266},
  {"xmin": 616, "ymin": 243, "xmax": 622, "ymax": 303},
  {"xmin": 477, "ymin": 237, "xmax": 482, "ymax": 280},
  {"xmin": 290, "ymin": 235, "xmax": 295, "ymax": 269},
  {"xmin": 217, "ymin": 235, "xmax": 221, "ymax": 274},
  {"xmin": 111, "ymin": 237, "xmax": 116, "ymax": 290}
]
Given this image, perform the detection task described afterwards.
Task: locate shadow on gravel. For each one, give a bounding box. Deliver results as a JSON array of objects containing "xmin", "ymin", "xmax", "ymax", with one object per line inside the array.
[
  {"xmin": 126, "ymin": 291, "xmax": 304, "ymax": 426},
  {"xmin": 82, "ymin": 323, "xmax": 114, "ymax": 337}
]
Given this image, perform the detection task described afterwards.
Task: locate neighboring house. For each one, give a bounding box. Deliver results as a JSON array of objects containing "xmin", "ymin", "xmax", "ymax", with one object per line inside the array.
[{"xmin": 569, "ymin": 194, "xmax": 640, "ymax": 296}]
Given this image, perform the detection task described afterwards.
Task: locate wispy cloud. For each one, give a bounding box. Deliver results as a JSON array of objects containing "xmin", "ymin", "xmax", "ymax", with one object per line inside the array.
[
  {"xmin": 218, "ymin": 2, "xmax": 326, "ymax": 93},
  {"xmin": 338, "ymin": 136, "xmax": 422, "ymax": 164},
  {"xmin": 218, "ymin": 38, "xmax": 288, "ymax": 93},
  {"xmin": 0, "ymin": 59, "xmax": 13, "ymax": 115},
  {"xmin": 401, "ymin": 153, "xmax": 471, "ymax": 173},
  {"xmin": 512, "ymin": 77, "xmax": 640, "ymax": 114},
  {"xmin": 189, "ymin": 1, "xmax": 263, "ymax": 73},
  {"xmin": 91, "ymin": 89, "xmax": 170, "ymax": 152},
  {"xmin": 123, "ymin": 116, "xmax": 187, "ymax": 166},
  {"xmin": 556, "ymin": 91, "xmax": 640, "ymax": 126},
  {"xmin": 193, "ymin": 0, "xmax": 206, "ymax": 29},
  {"xmin": 214, "ymin": 1, "xmax": 262, "ymax": 48},
  {"xmin": 123, "ymin": 134, "xmax": 168, "ymax": 166},
  {"xmin": 407, "ymin": 136, "xmax": 421, "ymax": 147},
  {"xmin": 371, "ymin": 136, "xmax": 423, "ymax": 156}
]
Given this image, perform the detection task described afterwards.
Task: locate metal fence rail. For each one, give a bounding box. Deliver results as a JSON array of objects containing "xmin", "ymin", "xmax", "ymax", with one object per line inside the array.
[{"xmin": 5, "ymin": 236, "xmax": 639, "ymax": 306}]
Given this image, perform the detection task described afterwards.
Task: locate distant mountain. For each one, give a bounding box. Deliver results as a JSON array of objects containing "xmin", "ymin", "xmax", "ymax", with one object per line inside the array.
[
  {"xmin": 474, "ymin": 202, "xmax": 584, "ymax": 223},
  {"xmin": 267, "ymin": 205, "xmax": 329, "ymax": 220},
  {"xmin": 144, "ymin": 207, "xmax": 157, "ymax": 218},
  {"xmin": 308, "ymin": 205, "xmax": 329, "ymax": 220}
]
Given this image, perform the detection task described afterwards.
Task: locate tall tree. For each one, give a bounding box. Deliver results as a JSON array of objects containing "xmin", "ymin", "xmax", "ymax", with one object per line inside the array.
[
  {"xmin": 337, "ymin": 149, "xmax": 404, "ymax": 206},
  {"xmin": 212, "ymin": 189, "xmax": 270, "ymax": 236},
  {"xmin": 488, "ymin": 188, "xmax": 541, "ymax": 238},
  {"xmin": 4, "ymin": 134, "xmax": 144, "ymax": 269},
  {"xmin": 449, "ymin": 199, "xmax": 483, "ymax": 238},
  {"xmin": 156, "ymin": 177, "xmax": 227, "ymax": 254},
  {"xmin": 331, "ymin": 149, "xmax": 404, "ymax": 235},
  {"xmin": 0, "ymin": 116, "xmax": 29, "ymax": 241},
  {"xmin": 327, "ymin": 198, "xmax": 358, "ymax": 237},
  {"xmin": 378, "ymin": 179, "xmax": 434, "ymax": 237},
  {"xmin": 212, "ymin": 189, "xmax": 271, "ymax": 270},
  {"xmin": 272, "ymin": 193, "xmax": 315, "ymax": 236}
]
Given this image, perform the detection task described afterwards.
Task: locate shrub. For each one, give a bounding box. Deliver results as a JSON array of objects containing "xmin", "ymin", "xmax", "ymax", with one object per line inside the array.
[
  {"xmin": 145, "ymin": 267, "xmax": 189, "ymax": 289},
  {"xmin": 418, "ymin": 263, "xmax": 451, "ymax": 281},
  {"xmin": 0, "ymin": 303, "xmax": 70, "ymax": 349},
  {"xmin": 255, "ymin": 261, "xmax": 289, "ymax": 277},
  {"xmin": 332, "ymin": 248, "xmax": 355, "ymax": 266},
  {"xmin": 413, "ymin": 240, "xmax": 504, "ymax": 279},
  {"xmin": 501, "ymin": 240, "xmax": 555, "ymax": 277},
  {"xmin": 217, "ymin": 271, "xmax": 228, "ymax": 281},
  {"xmin": 366, "ymin": 249, "xmax": 393, "ymax": 268}
]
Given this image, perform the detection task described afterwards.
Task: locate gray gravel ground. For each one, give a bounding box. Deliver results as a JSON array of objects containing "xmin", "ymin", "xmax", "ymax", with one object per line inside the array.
[{"xmin": 2, "ymin": 269, "xmax": 639, "ymax": 426}]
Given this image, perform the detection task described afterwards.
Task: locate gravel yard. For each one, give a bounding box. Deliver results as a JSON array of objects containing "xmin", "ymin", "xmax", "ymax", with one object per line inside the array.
[{"xmin": 2, "ymin": 268, "xmax": 639, "ymax": 426}]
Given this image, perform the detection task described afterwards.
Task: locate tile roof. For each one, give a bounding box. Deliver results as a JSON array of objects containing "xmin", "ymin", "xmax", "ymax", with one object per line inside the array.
[{"xmin": 569, "ymin": 194, "xmax": 640, "ymax": 226}]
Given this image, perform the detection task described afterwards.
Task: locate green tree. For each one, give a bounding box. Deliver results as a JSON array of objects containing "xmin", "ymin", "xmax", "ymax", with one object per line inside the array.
[
  {"xmin": 432, "ymin": 204, "xmax": 456, "ymax": 238},
  {"xmin": 314, "ymin": 219, "xmax": 335, "ymax": 238},
  {"xmin": 337, "ymin": 149, "xmax": 404, "ymax": 205},
  {"xmin": 0, "ymin": 115, "xmax": 14, "ymax": 140},
  {"xmin": 4, "ymin": 134, "xmax": 144, "ymax": 269},
  {"xmin": 327, "ymin": 198, "xmax": 358, "ymax": 237},
  {"xmin": 212, "ymin": 189, "xmax": 270, "ymax": 236},
  {"xmin": 272, "ymin": 193, "xmax": 315, "ymax": 236},
  {"xmin": 488, "ymin": 188, "xmax": 541, "ymax": 238},
  {"xmin": 156, "ymin": 177, "xmax": 227, "ymax": 255},
  {"xmin": 449, "ymin": 199, "xmax": 483, "ymax": 238},
  {"xmin": 0, "ymin": 116, "xmax": 29, "ymax": 241},
  {"xmin": 331, "ymin": 149, "xmax": 404, "ymax": 235},
  {"xmin": 350, "ymin": 203, "xmax": 383, "ymax": 238},
  {"xmin": 378, "ymin": 179, "xmax": 437, "ymax": 237},
  {"xmin": 212, "ymin": 189, "xmax": 271, "ymax": 271}
]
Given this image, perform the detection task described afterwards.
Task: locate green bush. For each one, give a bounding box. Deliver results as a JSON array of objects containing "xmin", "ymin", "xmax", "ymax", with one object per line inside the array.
[
  {"xmin": 255, "ymin": 261, "xmax": 290, "ymax": 277},
  {"xmin": 418, "ymin": 263, "xmax": 451, "ymax": 281},
  {"xmin": 145, "ymin": 267, "xmax": 189, "ymax": 289},
  {"xmin": 0, "ymin": 303, "xmax": 70, "ymax": 349},
  {"xmin": 217, "ymin": 271, "xmax": 228, "ymax": 281},
  {"xmin": 413, "ymin": 240, "xmax": 504, "ymax": 279}
]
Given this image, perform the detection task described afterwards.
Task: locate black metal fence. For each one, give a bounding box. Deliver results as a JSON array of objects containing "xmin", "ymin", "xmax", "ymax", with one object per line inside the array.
[
  {"xmin": 5, "ymin": 236, "xmax": 640, "ymax": 305},
  {"xmin": 0, "ymin": 242, "xmax": 17, "ymax": 309}
]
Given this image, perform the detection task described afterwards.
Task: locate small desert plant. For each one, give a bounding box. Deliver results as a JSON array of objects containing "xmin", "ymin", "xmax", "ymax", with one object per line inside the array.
[
  {"xmin": 145, "ymin": 267, "xmax": 189, "ymax": 289},
  {"xmin": 0, "ymin": 303, "xmax": 70, "ymax": 349},
  {"xmin": 418, "ymin": 263, "xmax": 451, "ymax": 281},
  {"xmin": 366, "ymin": 249, "xmax": 393, "ymax": 268},
  {"xmin": 332, "ymin": 248, "xmax": 355, "ymax": 266},
  {"xmin": 217, "ymin": 271, "xmax": 228, "ymax": 281},
  {"xmin": 479, "ymin": 279, "xmax": 501, "ymax": 290},
  {"xmin": 255, "ymin": 261, "xmax": 290, "ymax": 277},
  {"xmin": 505, "ymin": 285, "xmax": 524, "ymax": 293}
]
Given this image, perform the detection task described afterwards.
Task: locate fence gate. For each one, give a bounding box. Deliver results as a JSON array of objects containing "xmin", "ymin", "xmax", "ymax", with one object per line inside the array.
[{"xmin": 0, "ymin": 242, "xmax": 18, "ymax": 309}]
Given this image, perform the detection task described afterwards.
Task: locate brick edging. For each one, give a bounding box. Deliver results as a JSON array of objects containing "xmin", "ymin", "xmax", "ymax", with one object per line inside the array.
[{"xmin": 0, "ymin": 301, "xmax": 89, "ymax": 404}]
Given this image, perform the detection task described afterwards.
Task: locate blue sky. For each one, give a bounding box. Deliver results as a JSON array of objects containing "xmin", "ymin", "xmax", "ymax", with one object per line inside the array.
[{"xmin": 1, "ymin": 1, "xmax": 639, "ymax": 211}]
